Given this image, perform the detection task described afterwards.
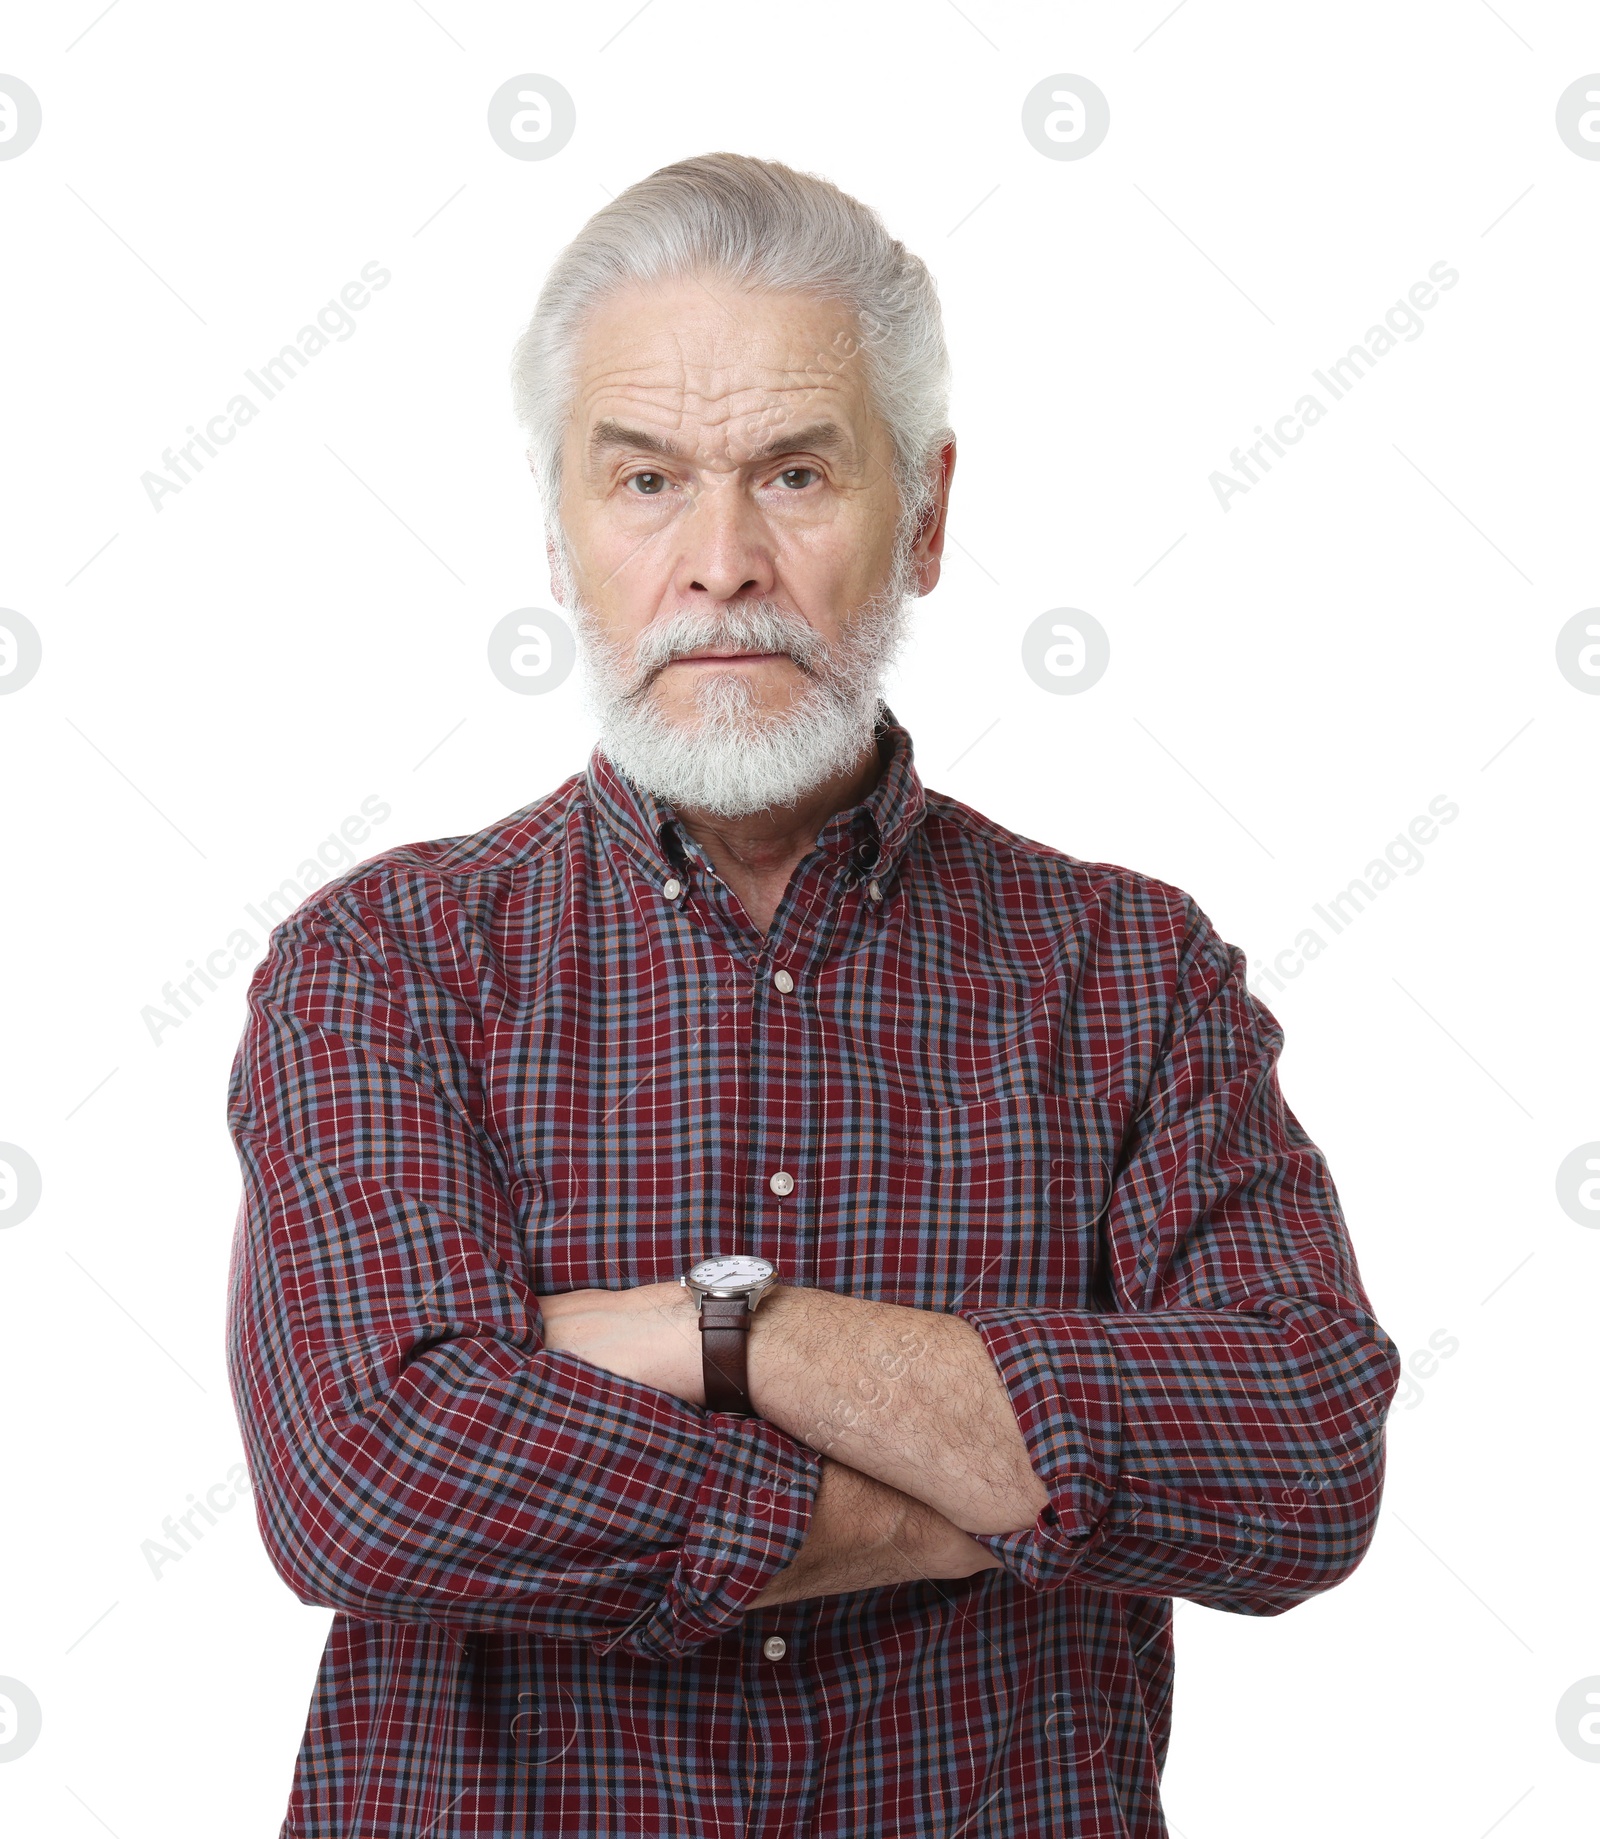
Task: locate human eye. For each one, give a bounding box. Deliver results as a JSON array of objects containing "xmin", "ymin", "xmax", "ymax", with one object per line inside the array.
[
  {"xmin": 624, "ymin": 470, "xmax": 670, "ymax": 496},
  {"xmin": 773, "ymin": 466, "xmax": 820, "ymax": 491}
]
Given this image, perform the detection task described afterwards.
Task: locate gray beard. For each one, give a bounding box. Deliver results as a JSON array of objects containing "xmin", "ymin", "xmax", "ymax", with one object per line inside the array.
[{"xmin": 563, "ymin": 538, "xmax": 919, "ymax": 818}]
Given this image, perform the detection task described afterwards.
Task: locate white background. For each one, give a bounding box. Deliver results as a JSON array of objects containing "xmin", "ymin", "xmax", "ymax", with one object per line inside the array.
[{"xmin": 1, "ymin": 2, "xmax": 1596, "ymax": 1834}]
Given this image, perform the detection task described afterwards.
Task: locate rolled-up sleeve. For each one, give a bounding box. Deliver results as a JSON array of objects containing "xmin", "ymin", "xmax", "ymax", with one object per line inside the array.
[
  {"xmin": 957, "ymin": 893, "xmax": 1400, "ymax": 1614},
  {"xmin": 225, "ymin": 884, "xmax": 820, "ymax": 1658}
]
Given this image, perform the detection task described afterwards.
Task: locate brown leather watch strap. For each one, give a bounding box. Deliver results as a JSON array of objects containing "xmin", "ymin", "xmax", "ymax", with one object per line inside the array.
[{"xmin": 699, "ymin": 1293, "xmax": 753, "ymax": 1414}]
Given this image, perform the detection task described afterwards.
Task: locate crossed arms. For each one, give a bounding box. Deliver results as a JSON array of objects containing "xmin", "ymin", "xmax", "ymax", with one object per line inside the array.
[
  {"xmin": 225, "ymin": 880, "xmax": 1401, "ymax": 1661},
  {"xmin": 536, "ymin": 1279, "xmax": 1048, "ymax": 1606}
]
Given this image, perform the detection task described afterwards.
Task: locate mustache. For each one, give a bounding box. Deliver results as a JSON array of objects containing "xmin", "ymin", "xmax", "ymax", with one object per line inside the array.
[
  {"xmin": 568, "ymin": 557, "xmax": 916, "ymax": 712},
  {"xmin": 603, "ymin": 605, "xmax": 831, "ymax": 689}
]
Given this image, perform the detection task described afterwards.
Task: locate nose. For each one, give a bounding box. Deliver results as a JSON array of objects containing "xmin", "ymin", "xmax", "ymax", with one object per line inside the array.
[{"xmin": 672, "ymin": 477, "xmax": 776, "ymax": 604}]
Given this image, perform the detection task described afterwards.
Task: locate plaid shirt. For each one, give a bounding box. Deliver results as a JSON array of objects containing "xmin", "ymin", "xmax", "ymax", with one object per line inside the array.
[{"xmin": 226, "ymin": 705, "xmax": 1399, "ymax": 1838}]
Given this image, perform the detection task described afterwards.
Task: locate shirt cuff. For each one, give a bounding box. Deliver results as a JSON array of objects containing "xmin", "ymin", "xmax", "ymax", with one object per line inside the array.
[
  {"xmin": 595, "ymin": 1412, "xmax": 823, "ymax": 1660},
  {"xmin": 955, "ymin": 1305, "xmax": 1123, "ymax": 1590}
]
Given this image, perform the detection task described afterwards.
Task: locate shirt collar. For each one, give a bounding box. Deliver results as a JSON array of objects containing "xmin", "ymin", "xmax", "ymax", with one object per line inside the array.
[{"xmin": 584, "ymin": 701, "xmax": 928, "ymax": 890}]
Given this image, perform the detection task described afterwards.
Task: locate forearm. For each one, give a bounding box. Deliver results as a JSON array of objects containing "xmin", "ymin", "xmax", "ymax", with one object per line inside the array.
[
  {"xmin": 746, "ymin": 1456, "xmax": 999, "ymax": 1608},
  {"xmin": 747, "ymin": 1286, "xmax": 1048, "ymax": 1537},
  {"xmin": 532, "ymin": 1278, "xmax": 1047, "ymax": 1543}
]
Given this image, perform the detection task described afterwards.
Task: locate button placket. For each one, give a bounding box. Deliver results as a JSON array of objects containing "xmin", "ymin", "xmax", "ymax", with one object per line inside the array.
[{"xmin": 745, "ymin": 854, "xmax": 858, "ymax": 1289}]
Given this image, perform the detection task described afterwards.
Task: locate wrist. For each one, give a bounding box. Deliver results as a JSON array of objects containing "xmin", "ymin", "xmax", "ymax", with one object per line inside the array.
[{"xmin": 681, "ymin": 1255, "xmax": 780, "ymax": 1414}]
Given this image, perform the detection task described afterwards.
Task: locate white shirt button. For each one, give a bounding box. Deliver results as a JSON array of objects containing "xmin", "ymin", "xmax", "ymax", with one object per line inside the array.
[
  {"xmin": 762, "ymin": 1636, "xmax": 788, "ymax": 1661},
  {"xmin": 768, "ymin": 1170, "xmax": 795, "ymax": 1197},
  {"xmin": 662, "ymin": 878, "xmax": 682, "ymax": 900},
  {"xmin": 867, "ymin": 879, "xmax": 882, "ymax": 902},
  {"xmin": 773, "ymin": 969, "xmax": 794, "ymax": 993}
]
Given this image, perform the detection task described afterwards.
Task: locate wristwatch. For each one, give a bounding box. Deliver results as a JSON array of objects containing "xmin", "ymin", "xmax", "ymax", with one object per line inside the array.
[{"xmin": 679, "ymin": 1254, "xmax": 779, "ymax": 1415}]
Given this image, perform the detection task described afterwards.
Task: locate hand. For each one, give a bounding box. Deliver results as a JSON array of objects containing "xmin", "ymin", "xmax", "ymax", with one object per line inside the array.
[
  {"xmin": 536, "ymin": 1281, "xmax": 704, "ymax": 1404},
  {"xmin": 746, "ymin": 1459, "xmax": 1002, "ymax": 1609}
]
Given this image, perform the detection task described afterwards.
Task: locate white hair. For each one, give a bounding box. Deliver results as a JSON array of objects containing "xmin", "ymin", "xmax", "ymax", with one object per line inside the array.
[{"xmin": 508, "ymin": 151, "xmax": 953, "ymax": 553}]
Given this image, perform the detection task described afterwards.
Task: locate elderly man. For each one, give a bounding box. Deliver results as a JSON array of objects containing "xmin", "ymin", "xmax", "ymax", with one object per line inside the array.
[{"xmin": 226, "ymin": 151, "xmax": 1400, "ymax": 1837}]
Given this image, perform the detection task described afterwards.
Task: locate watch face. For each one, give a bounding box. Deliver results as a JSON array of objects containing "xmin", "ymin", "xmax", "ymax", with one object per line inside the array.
[{"xmin": 689, "ymin": 1254, "xmax": 774, "ymax": 1292}]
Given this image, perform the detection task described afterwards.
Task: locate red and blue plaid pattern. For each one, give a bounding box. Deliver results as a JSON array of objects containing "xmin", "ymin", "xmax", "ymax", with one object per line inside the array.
[{"xmin": 225, "ymin": 705, "xmax": 1400, "ymax": 1836}]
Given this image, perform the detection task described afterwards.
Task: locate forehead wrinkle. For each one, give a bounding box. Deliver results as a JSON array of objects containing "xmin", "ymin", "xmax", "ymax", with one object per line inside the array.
[
  {"xmin": 584, "ymin": 316, "xmax": 860, "ymax": 410},
  {"xmin": 574, "ymin": 310, "xmax": 876, "ymax": 473},
  {"xmin": 582, "ymin": 382, "xmax": 866, "ymax": 473}
]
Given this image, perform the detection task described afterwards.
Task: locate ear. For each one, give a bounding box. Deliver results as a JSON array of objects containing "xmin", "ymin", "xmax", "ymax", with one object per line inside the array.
[{"xmin": 910, "ymin": 436, "xmax": 956, "ymax": 597}]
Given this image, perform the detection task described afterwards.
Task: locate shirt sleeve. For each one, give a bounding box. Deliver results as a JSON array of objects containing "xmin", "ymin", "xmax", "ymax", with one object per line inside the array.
[
  {"xmin": 956, "ymin": 890, "xmax": 1401, "ymax": 1614},
  {"xmin": 224, "ymin": 880, "xmax": 820, "ymax": 1660}
]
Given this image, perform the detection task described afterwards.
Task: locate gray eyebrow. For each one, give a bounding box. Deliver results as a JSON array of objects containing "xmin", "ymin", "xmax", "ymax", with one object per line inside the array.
[{"xmin": 586, "ymin": 417, "xmax": 856, "ymax": 469}]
